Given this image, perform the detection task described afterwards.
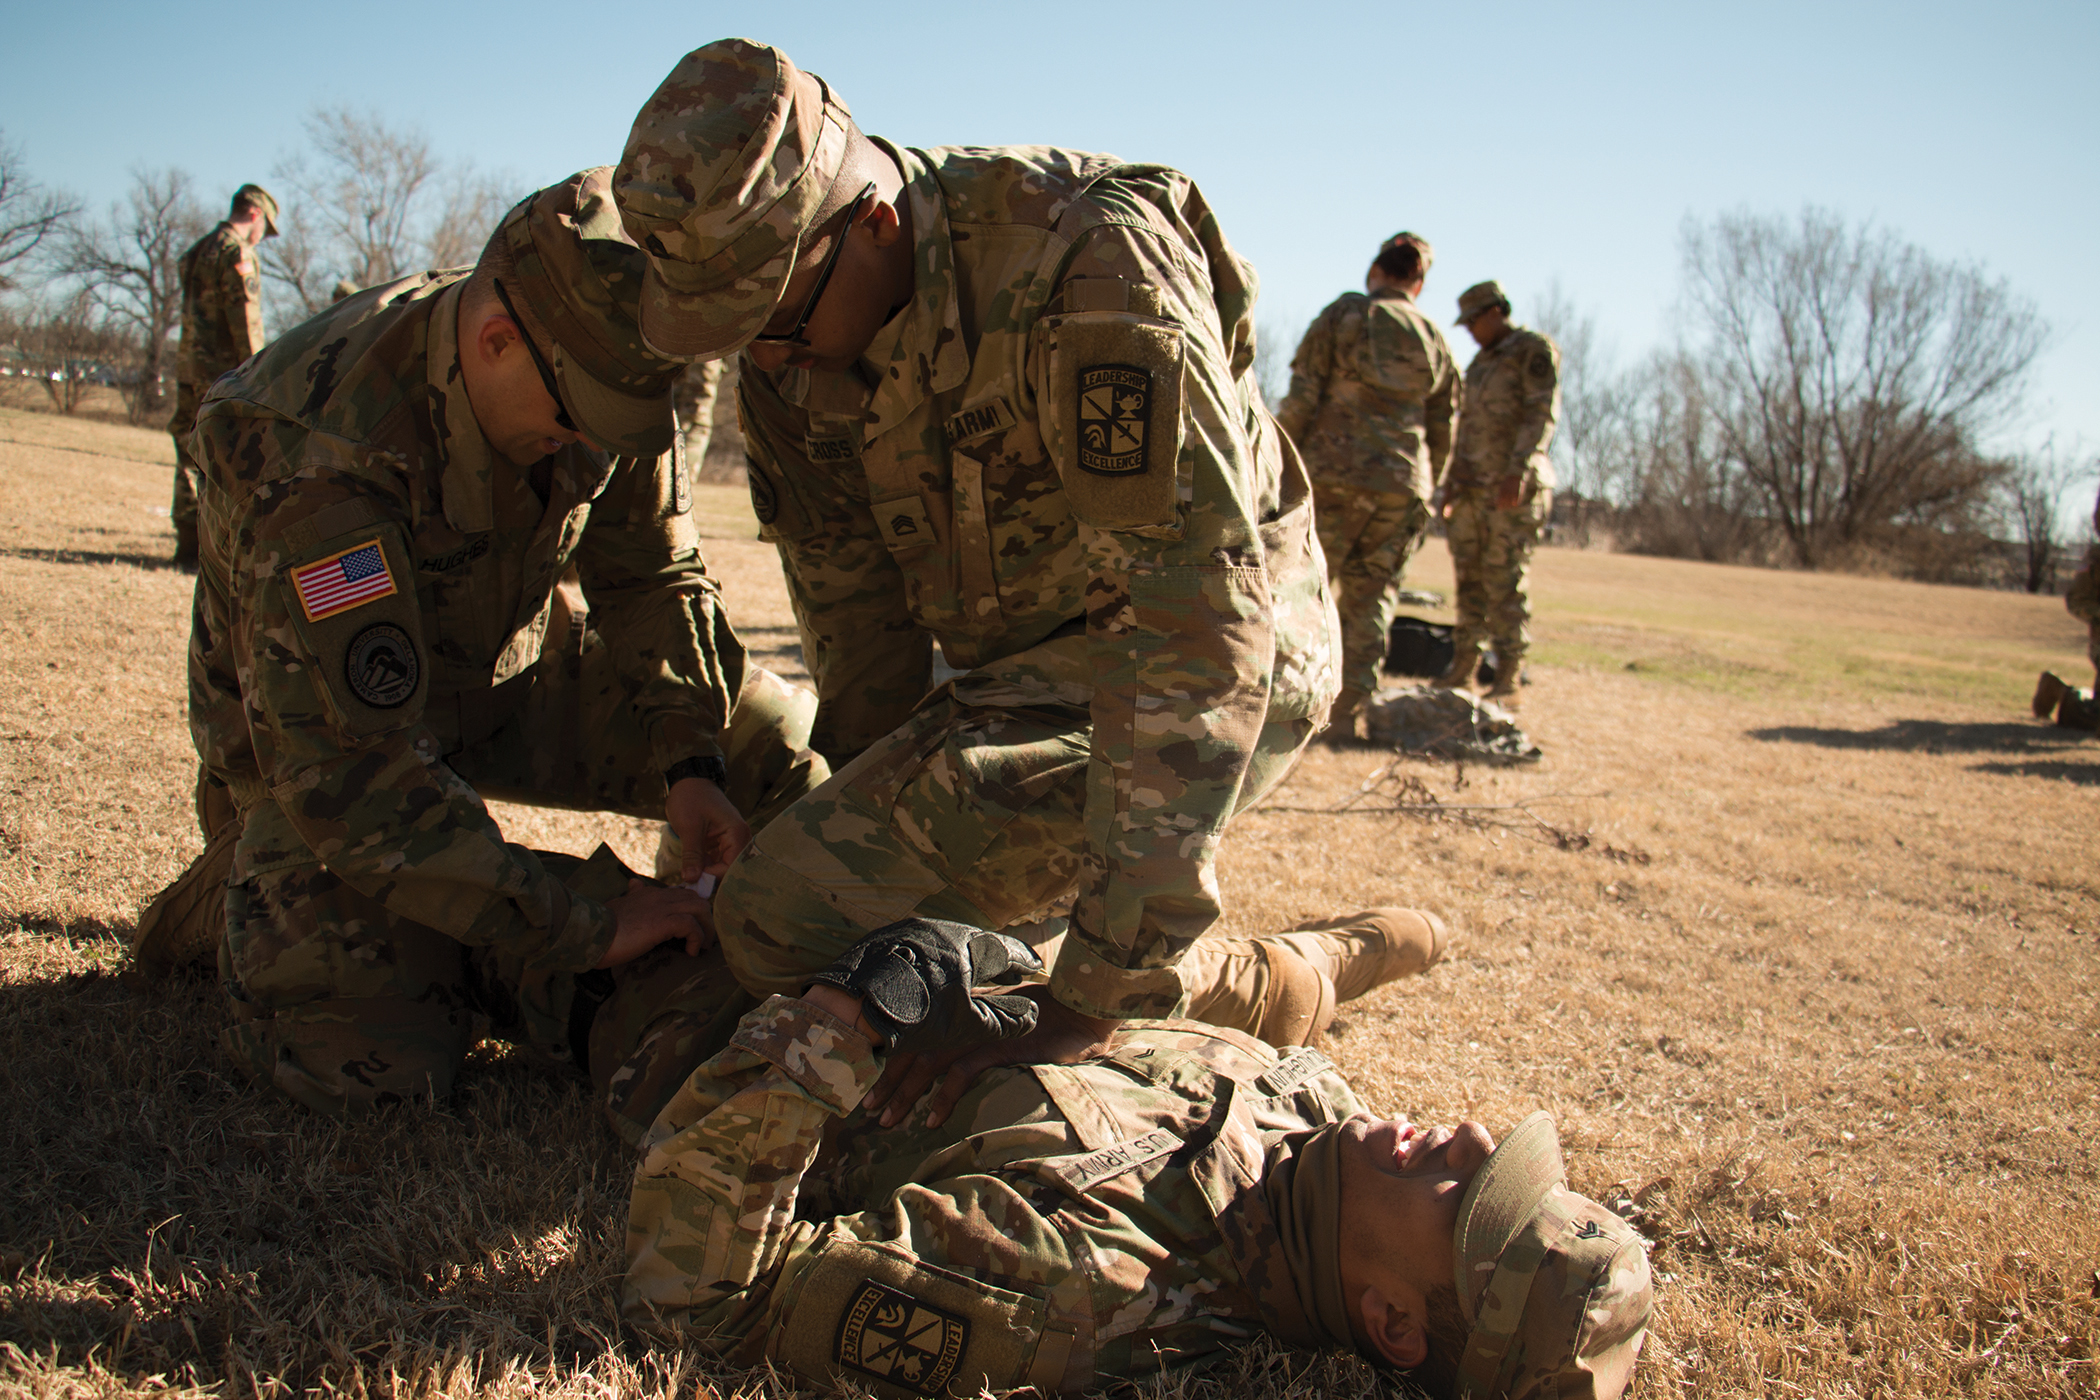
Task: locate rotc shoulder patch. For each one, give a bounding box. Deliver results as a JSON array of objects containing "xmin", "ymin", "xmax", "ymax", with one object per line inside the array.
[
  {"xmin": 835, "ymin": 1281, "xmax": 970, "ymax": 1395},
  {"xmin": 1076, "ymin": 364, "xmax": 1151, "ymax": 475},
  {"xmin": 290, "ymin": 539, "xmax": 398, "ymax": 621},
  {"xmin": 1530, "ymin": 350, "xmax": 1554, "ymax": 380},
  {"xmin": 344, "ymin": 623, "xmax": 419, "ymax": 709}
]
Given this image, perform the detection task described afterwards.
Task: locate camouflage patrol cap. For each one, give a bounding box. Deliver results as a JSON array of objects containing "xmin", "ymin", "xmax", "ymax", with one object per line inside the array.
[
  {"xmin": 1450, "ymin": 1113, "xmax": 1652, "ymax": 1400},
  {"xmin": 496, "ymin": 166, "xmax": 682, "ymax": 457},
  {"xmin": 330, "ymin": 278, "xmax": 360, "ymax": 304},
  {"xmin": 1456, "ymin": 280, "xmax": 1510, "ymax": 325},
  {"xmin": 233, "ymin": 183, "xmax": 280, "ymax": 237},
  {"xmin": 616, "ymin": 38, "xmax": 855, "ymax": 360}
]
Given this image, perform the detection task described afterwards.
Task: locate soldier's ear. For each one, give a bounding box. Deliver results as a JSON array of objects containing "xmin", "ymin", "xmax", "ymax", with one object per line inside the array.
[
  {"xmin": 862, "ymin": 195, "xmax": 907, "ymax": 250},
  {"xmin": 1357, "ymin": 1284, "xmax": 1429, "ymax": 1370}
]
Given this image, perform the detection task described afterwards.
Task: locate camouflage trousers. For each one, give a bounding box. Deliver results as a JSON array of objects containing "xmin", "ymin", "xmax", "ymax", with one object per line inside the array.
[
  {"xmin": 2066, "ymin": 558, "xmax": 2100, "ymax": 678},
  {"xmin": 219, "ymin": 642, "xmax": 826, "ymax": 1141},
  {"xmin": 673, "ymin": 359, "xmax": 726, "ymax": 476},
  {"xmin": 709, "ymin": 640, "xmax": 1317, "ymax": 1013},
  {"xmin": 1313, "ymin": 478, "xmax": 1432, "ymax": 695},
  {"xmin": 167, "ymin": 381, "xmax": 202, "ymax": 548},
  {"xmin": 1445, "ymin": 489, "xmax": 1552, "ymax": 670}
]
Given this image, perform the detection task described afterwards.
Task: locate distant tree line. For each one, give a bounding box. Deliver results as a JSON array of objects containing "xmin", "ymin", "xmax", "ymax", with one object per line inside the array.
[
  {"xmin": 0, "ymin": 115, "xmax": 511, "ymax": 428},
  {"xmin": 1532, "ymin": 209, "xmax": 2092, "ymax": 593}
]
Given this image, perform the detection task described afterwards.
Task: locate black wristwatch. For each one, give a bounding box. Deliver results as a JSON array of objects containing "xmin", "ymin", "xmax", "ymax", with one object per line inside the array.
[{"xmin": 663, "ymin": 754, "xmax": 729, "ymax": 790}]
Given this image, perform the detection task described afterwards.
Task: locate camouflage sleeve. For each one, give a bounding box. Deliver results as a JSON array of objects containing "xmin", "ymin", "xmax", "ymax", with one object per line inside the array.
[
  {"xmin": 1426, "ymin": 328, "xmax": 1459, "ymax": 490},
  {"xmin": 624, "ymin": 993, "xmax": 882, "ymax": 1330},
  {"xmin": 1508, "ymin": 334, "xmax": 1560, "ymax": 486},
  {"xmin": 210, "ymin": 422, "xmax": 612, "ymax": 970},
  {"xmin": 572, "ymin": 450, "xmax": 740, "ymax": 771},
  {"xmin": 626, "ymin": 995, "xmax": 1083, "ymax": 1392},
  {"xmin": 220, "ymin": 240, "xmax": 265, "ymax": 363},
  {"xmin": 737, "ymin": 366, "xmax": 933, "ymax": 765},
  {"xmin": 1273, "ymin": 300, "xmax": 1335, "ymax": 445},
  {"xmin": 1036, "ymin": 209, "xmax": 1284, "ymax": 1020}
]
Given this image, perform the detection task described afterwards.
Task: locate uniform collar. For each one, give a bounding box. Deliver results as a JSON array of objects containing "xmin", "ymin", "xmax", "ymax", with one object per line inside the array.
[
  {"xmin": 426, "ymin": 281, "xmax": 499, "ymax": 535},
  {"xmin": 775, "ymin": 140, "xmax": 970, "ymax": 438}
]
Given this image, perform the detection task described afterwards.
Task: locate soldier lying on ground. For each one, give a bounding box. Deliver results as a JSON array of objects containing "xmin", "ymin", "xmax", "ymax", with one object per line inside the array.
[
  {"xmin": 612, "ymin": 40, "xmax": 1341, "ymax": 1128},
  {"xmin": 148, "ymin": 167, "xmax": 827, "ymax": 1120},
  {"xmin": 620, "ymin": 919, "xmax": 1652, "ymax": 1399}
]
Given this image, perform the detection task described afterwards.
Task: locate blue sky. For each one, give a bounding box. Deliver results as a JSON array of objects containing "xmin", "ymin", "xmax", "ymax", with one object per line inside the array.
[{"xmin": 6, "ymin": 0, "xmax": 2096, "ymax": 477}]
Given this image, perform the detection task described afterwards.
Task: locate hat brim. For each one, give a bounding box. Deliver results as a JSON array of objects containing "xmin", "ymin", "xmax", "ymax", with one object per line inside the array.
[
  {"xmin": 553, "ymin": 348, "xmax": 678, "ymax": 459},
  {"xmin": 636, "ymin": 251, "xmax": 792, "ymax": 361},
  {"xmin": 1451, "ymin": 1111, "xmax": 1566, "ymax": 1317}
]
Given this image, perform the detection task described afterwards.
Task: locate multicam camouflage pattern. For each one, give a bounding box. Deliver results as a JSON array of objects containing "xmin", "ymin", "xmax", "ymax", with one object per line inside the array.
[
  {"xmin": 1277, "ymin": 289, "xmax": 1457, "ymax": 696},
  {"xmin": 1447, "ymin": 326, "xmax": 1559, "ymax": 499},
  {"xmin": 1445, "ymin": 491, "xmax": 1550, "ymax": 675},
  {"xmin": 170, "ymin": 222, "xmax": 267, "ymax": 537},
  {"xmin": 617, "ymin": 39, "xmax": 856, "ymax": 360},
  {"xmin": 190, "ymin": 270, "xmax": 821, "ymax": 1115},
  {"xmin": 713, "ymin": 144, "xmax": 1337, "ymax": 1021},
  {"xmin": 625, "ymin": 997, "xmax": 1367, "ymax": 1395}
]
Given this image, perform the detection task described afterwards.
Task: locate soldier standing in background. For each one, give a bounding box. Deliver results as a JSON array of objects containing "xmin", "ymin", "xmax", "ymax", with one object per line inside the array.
[
  {"xmin": 2032, "ymin": 482, "xmax": 2100, "ymax": 731},
  {"xmin": 672, "ymin": 358, "xmax": 727, "ymax": 478},
  {"xmin": 168, "ymin": 183, "xmax": 278, "ymax": 568},
  {"xmin": 613, "ymin": 39, "xmax": 1342, "ymax": 1126},
  {"xmin": 1276, "ymin": 232, "xmax": 1457, "ymax": 735},
  {"xmin": 1439, "ymin": 281, "xmax": 1559, "ymax": 709}
]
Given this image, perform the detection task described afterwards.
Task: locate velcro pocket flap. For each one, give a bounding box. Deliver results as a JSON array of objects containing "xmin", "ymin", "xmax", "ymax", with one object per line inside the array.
[{"xmin": 1039, "ymin": 310, "xmax": 1185, "ymax": 535}]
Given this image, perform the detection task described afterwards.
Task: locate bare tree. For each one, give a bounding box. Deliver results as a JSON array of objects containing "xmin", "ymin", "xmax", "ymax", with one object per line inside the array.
[
  {"xmin": 0, "ymin": 132, "xmax": 79, "ymax": 291},
  {"xmin": 1681, "ymin": 207, "xmax": 2045, "ymax": 568},
  {"xmin": 263, "ymin": 109, "xmax": 520, "ymax": 324},
  {"xmin": 1532, "ymin": 282, "xmax": 1637, "ymax": 543},
  {"xmin": 13, "ymin": 288, "xmax": 130, "ymax": 415},
  {"xmin": 1617, "ymin": 349, "xmax": 1769, "ymax": 563},
  {"xmin": 59, "ymin": 167, "xmax": 206, "ymax": 424},
  {"xmin": 1999, "ymin": 440, "xmax": 2093, "ymax": 594},
  {"xmin": 1253, "ymin": 318, "xmax": 1295, "ymax": 413}
]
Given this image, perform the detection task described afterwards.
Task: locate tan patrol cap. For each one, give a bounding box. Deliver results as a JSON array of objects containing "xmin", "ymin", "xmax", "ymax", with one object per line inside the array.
[
  {"xmin": 496, "ymin": 166, "xmax": 682, "ymax": 458},
  {"xmin": 1456, "ymin": 280, "xmax": 1510, "ymax": 325},
  {"xmin": 616, "ymin": 38, "xmax": 855, "ymax": 360},
  {"xmin": 234, "ymin": 183, "xmax": 280, "ymax": 237},
  {"xmin": 1449, "ymin": 1113, "xmax": 1653, "ymax": 1399}
]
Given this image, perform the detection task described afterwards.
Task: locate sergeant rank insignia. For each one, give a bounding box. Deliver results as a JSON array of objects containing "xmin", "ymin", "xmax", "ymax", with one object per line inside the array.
[
  {"xmin": 834, "ymin": 1281, "xmax": 969, "ymax": 1395},
  {"xmin": 1077, "ymin": 363, "xmax": 1150, "ymax": 475}
]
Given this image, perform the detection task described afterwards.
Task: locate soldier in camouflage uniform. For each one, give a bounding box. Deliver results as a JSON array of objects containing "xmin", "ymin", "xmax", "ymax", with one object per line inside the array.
[
  {"xmin": 180, "ymin": 167, "xmax": 827, "ymax": 1128},
  {"xmin": 612, "ymin": 40, "xmax": 1341, "ymax": 1120},
  {"xmin": 2032, "ymin": 482, "xmax": 2100, "ymax": 731},
  {"xmin": 1277, "ymin": 232, "xmax": 1458, "ymax": 734},
  {"xmin": 169, "ymin": 183, "xmax": 278, "ymax": 568},
  {"xmin": 619, "ymin": 935, "xmax": 1654, "ymax": 1400},
  {"xmin": 1440, "ymin": 281, "xmax": 1560, "ymax": 709},
  {"xmin": 672, "ymin": 358, "xmax": 727, "ymax": 477}
]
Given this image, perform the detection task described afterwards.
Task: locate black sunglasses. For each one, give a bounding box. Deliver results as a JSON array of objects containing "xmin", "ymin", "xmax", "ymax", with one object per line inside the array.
[
  {"xmin": 491, "ymin": 278, "xmax": 577, "ymax": 433},
  {"xmin": 747, "ymin": 182, "xmax": 878, "ymax": 349}
]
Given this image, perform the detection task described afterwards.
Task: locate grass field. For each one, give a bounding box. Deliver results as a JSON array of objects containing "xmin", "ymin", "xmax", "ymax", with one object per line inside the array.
[{"xmin": 2, "ymin": 405, "xmax": 2096, "ymax": 1399}]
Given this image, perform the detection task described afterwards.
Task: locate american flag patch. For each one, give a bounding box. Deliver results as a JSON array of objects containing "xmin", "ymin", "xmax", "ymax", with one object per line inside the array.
[{"xmin": 289, "ymin": 539, "xmax": 397, "ymax": 621}]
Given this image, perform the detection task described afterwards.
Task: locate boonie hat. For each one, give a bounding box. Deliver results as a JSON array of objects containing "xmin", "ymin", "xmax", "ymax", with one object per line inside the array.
[
  {"xmin": 1456, "ymin": 280, "xmax": 1510, "ymax": 325},
  {"xmin": 1449, "ymin": 1112, "xmax": 1653, "ymax": 1400},
  {"xmin": 234, "ymin": 183, "xmax": 281, "ymax": 237},
  {"xmin": 496, "ymin": 166, "xmax": 682, "ymax": 457},
  {"xmin": 616, "ymin": 38, "xmax": 855, "ymax": 360}
]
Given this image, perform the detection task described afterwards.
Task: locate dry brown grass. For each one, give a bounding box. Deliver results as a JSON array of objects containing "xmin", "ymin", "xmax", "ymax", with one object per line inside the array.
[{"xmin": 3, "ymin": 406, "xmax": 2096, "ymax": 1398}]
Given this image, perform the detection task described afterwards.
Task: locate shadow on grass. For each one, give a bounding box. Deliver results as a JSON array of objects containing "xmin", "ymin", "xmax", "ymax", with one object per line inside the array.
[
  {"xmin": 0, "ymin": 545, "xmax": 184, "ymax": 573},
  {"xmin": 0, "ymin": 946, "xmax": 631, "ymax": 1392},
  {"xmin": 1747, "ymin": 719, "xmax": 2092, "ymax": 757},
  {"xmin": 1967, "ymin": 759, "xmax": 2100, "ymax": 786}
]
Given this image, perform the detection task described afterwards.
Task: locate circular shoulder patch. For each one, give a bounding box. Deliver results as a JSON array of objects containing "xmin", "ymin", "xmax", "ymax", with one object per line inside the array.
[
  {"xmin": 1529, "ymin": 350, "xmax": 1554, "ymax": 379},
  {"xmin": 345, "ymin": 623, "xmax": 420, "ymax": 709},
  {"xmin": 748, "ymin": 462, "xmax": 779, "ymax": 526}
]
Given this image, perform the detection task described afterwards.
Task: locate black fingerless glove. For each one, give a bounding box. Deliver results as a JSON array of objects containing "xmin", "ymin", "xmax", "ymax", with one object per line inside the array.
[{"xmin": 808, "ymin": 917, "xmax": 1042, "ymax": 1056}]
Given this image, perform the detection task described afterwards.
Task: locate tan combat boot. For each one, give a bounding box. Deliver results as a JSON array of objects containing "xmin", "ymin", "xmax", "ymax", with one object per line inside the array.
[
  {"xmin": 1323, "ymin": 686, "xmax": 1372, "ymax": 744},
  {"xmin": 1180, "ymin": 908, "xmax": 1452, "ymax": 1048},
  {"xmin": 2033, "ymin": 671, "xmax": 2069, "ymax": 719}
]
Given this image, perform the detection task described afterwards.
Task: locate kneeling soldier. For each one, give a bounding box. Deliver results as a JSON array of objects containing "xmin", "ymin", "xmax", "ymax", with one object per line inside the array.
[{"xmin": 169, "ymin": 168, "xmax": 825, "ymax": 1122}]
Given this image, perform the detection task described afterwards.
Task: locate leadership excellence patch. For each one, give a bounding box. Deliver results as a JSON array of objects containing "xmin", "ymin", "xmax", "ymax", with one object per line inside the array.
[
  {"xmin": 290, "ymin": 539, "xmax": 397, "ymax": 622},
  {"xmin": 834, "ymin": 1281, "xmax": 969, "ymax": 1395},
  {"xmin": 1076, "ymin": 363, "xmax": 1151, "ymax": 475}
]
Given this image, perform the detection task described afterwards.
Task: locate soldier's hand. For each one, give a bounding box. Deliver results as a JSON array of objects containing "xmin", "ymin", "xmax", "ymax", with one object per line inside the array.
[
  {"xmin": 807, "ymin": 917, "xmax": 1041, "ymax": 1059},
  {"xmin": 599, "ymin": 878, "xmax": 710, "ymax": 968},
  {"xmin": 865, "ymin": 988, "xmax": 1117, "ymax": 1131},
  {"xmin": 666, "ymin": 777, "xmax": 749, "ymax": 950},
  {"xmin": 1494, "ymin": 474, "xmax": 1527, "ymax": 509}
]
